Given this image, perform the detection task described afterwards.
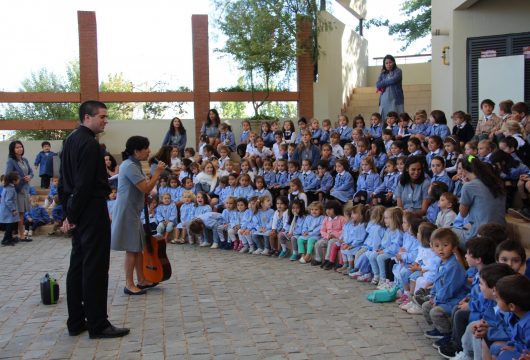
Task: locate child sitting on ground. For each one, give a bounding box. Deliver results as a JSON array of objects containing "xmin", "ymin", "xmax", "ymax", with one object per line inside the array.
[{"xmin": 23, "ymin": 195, "xmax": 50, "ymax": 240}]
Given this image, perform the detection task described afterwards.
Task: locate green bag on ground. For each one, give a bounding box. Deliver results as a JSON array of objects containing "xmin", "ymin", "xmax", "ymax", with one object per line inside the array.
[{"xmin": 367, "ymin": 287, "xmax": 398, "ymax": 303}]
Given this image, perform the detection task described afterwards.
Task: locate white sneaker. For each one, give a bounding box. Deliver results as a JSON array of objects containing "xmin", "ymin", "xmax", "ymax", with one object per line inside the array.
[
  {"xmin": 261, "ymin": 248, "xmax": 270, "ymax": 256},
  {"xmin": 400, "ymin": 301, "xmax": 414, "ymax": 311},
  {"xmin": 199, "ymin": 242, "xmax": 209, "ymax": 247},
  {"xmin": 407, "ymin": 302, "xmax": 423, "ymax": 315},
  {"xmin": 349, "ymin": 270, "xmax": 362, "ymax": 278},
  {"xmin": 299, "ymin": 256, "xmax": 306, "ymax": 264},
  {"xmin": 253, "ymin": 248, "xmax": 263, "ymax": 255},
  {"xmin": 239, "ymin": 246, "xmax": 249, "ymax": 253},
  {"xmin": 450, "ymin": 351, "xmax": 469, "ymax": 360},
  {"xmin": 210, "ymin": 243, "xmax": 218, "ymax": 249},
  {"xmin": 28, "ymin": 230, "xmax": 33, "ymax": 237},
  {"xmin": 358, "ymin": 273, "xmax": 372, "ymax": 282},
  {"xmin": 371, "ymin": 276, "xmax": 380, "ymax": 285},
  {"xmin": 24, "ymin": 230, "xmax": 29, "ymax": 236},
  {"xmin": 249, "ymin": 246, "xmax": 256, "ymax": 253},
  {"xmin": 377, "ymin": 279, "xmax": 387, "ymax": 289}
]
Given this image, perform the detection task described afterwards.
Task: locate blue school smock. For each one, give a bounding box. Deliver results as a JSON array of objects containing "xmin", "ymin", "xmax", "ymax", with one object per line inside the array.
[
  {"xmin": 374, "ymin": 171, "xmax": 400, "ymax": 194},
  {"xmin": 316, "ymin": 172, "xmax": 333, "ymax": 193},
  {"xmin": 0, "ymin": 185, "xmax": 18, "ymax": 224},
  {"xmin": 286, "ymin": 171, "xmax": 300, "ymax": 183},
  {"xmin": 426, "ymin": 149, "xmax": 443, "ymax": 167},
  {"xmin": 234, "ymin": 185, "xmax": 254, "ymax": 200},
  {"xmin": 51, "ymin": 204, "xmax": 64, "ymax": 221},
  {"xmin": 158, "ymin": 186, "xmax": 171, "ymax": 200},
  {"xmin": 453, "ymin": 180, "xmax": 463, "ymax": 198},
  {"xmin": 428, "ymin": 124, "xmax": 450, "ymax": 139},
  {"xmin": 431, "ymin": 255, "xmax": 467, "ymax": 314},
  {"xmin": 107, "ymin": 200, "xmax": 116, "ymax": 216},
  {"xmin": 355, "ymin": 171, "xmax": 381, "ymax": 195},
  {"xmin": 194, "ymin": 204, "xmax": 211, "ymax": 218},
  {"xmin": 321, "ymin": 156, "xmax": 337, "ymax": 171},
  {"xmin": 300, "ymin": 215, "xmax": 324, "ymax": 237},
  {"xmin": 483, "ymin": 305, "xmax": 511, "ymax": 342},
  {"xmin": 432, "ymin": 171, "xmax": 454, "ymax": 192},
  {"xmin": 342, "ymin": 222, "xmax": 367, "ymax": 249},
  {"xmin": 221, "ymin": 208, "xmax": 233, "ymax": 224},
  {"xmin": 273, "ymin": 171, "xmax": 289, "ymax": 188},
  {"xmin": 311, "ymin": 128, "xmax": 322, "ymax": 143},
  {"xmin": 262, "ymin": 131, "xmax": 275, "ymax": 147},
  {"xmin": 262, "ymin": 170, "xmax": 276, "ymax": 188},
  {"xmin": 285, "ymin": 215, "xmax": 305, "ymax": 236},
  {"xmin": 24, "ymin": 205, "xmax": 50, "ymax": 224},
  {"xmin": 239, "ymin": 130, "xmax": 250, "ymax": 144},
  {"xmin": 395, "ymin": 179, "xmax": 430, "ymax": 212},
  {"xmin": 253, "ymin": 188, "xmax": 272, "ymax": 201},
  {"xmin": 155, "ymin": 203, "xmax": 177, "ymax": 223},
  {"xmin": 408, "ymin": 123, "xmax": 428, "ymax": 136},
  {"xmin": 352, "ymin": 151, "xmax": 369, "ymax": 171},
  {"xmin": 504, "ymin": 311, "xmax": 530, "ymax": 355},
  {"xmin": 240, "ymin": 209, "xmax": 253, "ymax": 229},
  {"xmin": 167, "ymin": 187, "xmax": 182, "ymax": 202},
  {"xmin": 34, "ymin": 150, "xmax": 57, "ymax": 177},
  {"xmin": 219, "ymin": 131, "xmax": 236, "ymax": 152},
  {"xmin": 333, "ymin": 126, "xmax": 353, "ymax": 141},
  {"xmin": 373, "ymin": 152, "xmax": 388, "ymax": 171},
  {"xmin": 368, "ymin": 124, "xmax": 383, "ymax": 139},
  {"xmin": 330, "ymin": 171, "xmax": 354, "ymax": 202},
  {"xmin": 381, "ymin": 228, "xmax": 403, "ymax": 256},
  {"xmin": 179, "ymin": 203, "xmax": 195, "ymax": 224},
  {"xmin": 364, "ymin": 222, "xmax": 386, "ymax": 251},
  {"xmin": 319, "ymin": 130, "xmax": 330, "ymax": 145},
  {"xmin": 194, "ymin": 212, "xmax": 225, "ymax": 229},
  {"xmin": 229, "ymin": 209, "xmax": 244, "ymax": 228},
  {"xmin": 426, "ymin": 201, "xmax": 440, "ymax": 224},
  {"xmin": 300, "ymin": 171, "xmax": 319, "ymax": 191},
  {"xmin": 400, "ymin": 232, "xmax": 419, "ymax": 264},
  {"xmin": 254, "ymin": 208, "xmax": 275, "ymax": 235}
]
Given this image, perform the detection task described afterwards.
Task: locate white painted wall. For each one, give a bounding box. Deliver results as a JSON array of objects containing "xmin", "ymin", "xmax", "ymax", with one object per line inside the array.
[{"xmin": 314, "ymin": 10, "xmax": 368, "ymax": 120}]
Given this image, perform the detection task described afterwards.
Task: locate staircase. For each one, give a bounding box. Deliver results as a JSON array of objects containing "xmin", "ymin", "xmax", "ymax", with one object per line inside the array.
[{"xmin": 342, "ymin": 84, "xmax": 432, "ymax": 118}]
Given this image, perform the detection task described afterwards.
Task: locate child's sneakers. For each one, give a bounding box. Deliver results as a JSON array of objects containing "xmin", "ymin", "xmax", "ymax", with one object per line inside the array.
[
  {"xmin": 239, "ymin": 246, "xmax": 249, "ymax": 253},
  {"xmin": 396, "ymin": 293, "xmax": 409, "ymax": 305},
  {"xmin": 289, "ymin": 253, "xmax": 300, "ymax": 261},
  {"xmin": 358, "ymin": 273, "xmax": 372, "ymax": 282},
  {"xmin": 248, "ymin": 246, "xmax": 256, "ymax": 254},
  {"xmin": 299, "ymin": 255, "xmax": 307, "ymax": 264},
  {"xmin": 210, "ymin": 243, "xmax": 219, "ymax": 249},
  {"xmin": 278, "ymin": 250, "xmax": 287, "ymax": 258},
  {"xmin": 371, "ymin": 276, "xmax": 380, "ymax": 285},
  {"xmin": 376, "ymin": 279, "xmax": 388, "ymax": 289},
  {"xmin": 399, "ymin": 300, "xmax": 414, "ymax": 311},
  {"xmin": 340, "ymin": 266, "xmax": 351, "ymax": 275},
  {"xmin": 406, "ymin": 302, "xmax": 423, "ymax": 315},
  {"xmin": 253, "ymin": 248, "xmax": 263, "ymax": 255},
  {"xmin": 424, "ymin": 329, "xmax": 450, "ymax": 340},
  {"xmin": 261, "ymin": 248, "xmax": 270, "ymax": 256},
  {"xmin": 349, "ymin": 270, "xmax": 362, "ymax": 279}
]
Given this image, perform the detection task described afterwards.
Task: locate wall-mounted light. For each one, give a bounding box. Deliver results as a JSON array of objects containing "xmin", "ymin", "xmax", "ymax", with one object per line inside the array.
[{"xmin": 441, "ymin": 46, "xmax": 450, "ymax": 65}]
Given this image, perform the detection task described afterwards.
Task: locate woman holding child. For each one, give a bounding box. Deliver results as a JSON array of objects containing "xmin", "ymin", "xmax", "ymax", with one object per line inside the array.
[{"xmin": 111, "ymin": 136, "xmax": 166, "ymax": 295}]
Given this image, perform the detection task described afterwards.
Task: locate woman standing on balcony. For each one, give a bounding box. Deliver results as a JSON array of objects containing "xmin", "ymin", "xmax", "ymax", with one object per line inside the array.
[{"xmin": 376, "ymin": 54, "xmax": 404, "ymax": 120}]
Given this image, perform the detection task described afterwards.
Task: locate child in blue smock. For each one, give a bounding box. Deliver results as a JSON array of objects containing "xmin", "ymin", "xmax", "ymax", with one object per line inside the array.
[
  {"xmin": 34, "ymin": 141, "xmax": 56, "ymax": 189},
  {"xmin": 216, "ymin": 196, "xmax": 237, "ymax": 249},
  {"xmin": 352, "ymin": 138, "xmax": 370, "ymax": 173},
  {"xmin": 156, "ymin": 193, "xmax": 177, "ymax": 242},
  {"xmin": 372, "ymin": 159, "xmax": 400, "ymax": 207},
  {"xmin": 177, "ymin": 191, "xmax": 196, "ymax": 244},
  {"xmin": 422, "ymin": 229, "xmax": 467, "ymax": 340},
  {"xmin": 44, "ymin": 177, "xmax": 59, "ymax": 208},
  {"xmin": 314, "ymin": 161, "xmax": 333, "ymax": 203},
  {"xmin": 188, "ymin": 211, "xmax": 225, "ymax": 247},
  {"xmin": 353, "ymin": 156, "xmax": 381, "ymax": 205},
  {"xmin": 338, "ymin": 204, "xmax": 368, "ymax": 275},
  {"xmin": 296, "ymin": 201, "xmax": 324, "ymax": 264},
  {"xmin": 430, "ymin": 156, "xmax": 453, "ymax": 191},
  {"xmin": 23, "ymin": 196, "xmax": 50, "ymax": 240},
  {"xmin": 425, "ymin": 181, "xmax": 448, "ymax": 224},
  {"xmin": 392, "ymin": 213, "xmax": 421, "ymax": 301},
  {"xmin": 367, "ymin": 207, "xmax": 404, "ymax": 289},
  {"xmin": 237, "ymin": 197, "xmax": 258, "ymax": 253},
  {"xmin": 251, "ymin": 196, "xmax": 275, "ymax": 255},
  {"xmin": 330, "ymin": 159, "xmax": 354, "ymax": 204},
  {"xmin": 0, "ymin": 173, "xmax": 20, "ymax": 246}
]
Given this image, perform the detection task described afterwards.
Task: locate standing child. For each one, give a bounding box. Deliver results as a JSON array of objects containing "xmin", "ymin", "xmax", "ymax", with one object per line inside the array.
[
  {"xmin": 316, "ymin": 200, "xmax": 347, "ymax": 269},
  {"xmin": 353, "ymin": 156, "xmax": 381, "ymax": 205},
  {"xmin": 278, "ymin": 199, "xmax": 306, "ymax": 260},
  {"xmin": 23, "ymin": 195, "xmax": 50, "ymax": 240},
  {"xmin": 34, "ymin": 141, "xmax": 56, "ymax": 189},
  {"xmin": 180, "ymin": 192, "xmax": 199, "ymax": 244},
  {"xmin": 435, "ymin": 192, "xmax": 457, "ymax": 228},
  {"xmin": 156, "ymin": 193, "xmax": 177, "ymax": 243},
  {"xmin": 297, "ymin": 202, "xmax": 325, "ymax": 264},
  {"xmin": 367, "ymin": 207, "xmax": 404, "ymax": 288},
  {"xmin": 338, "ymin": 204, "xmax": 369, "ymax": 275},
  {"xmin": 107, "ymin": 188, "xmax": 117, "ymax": 221},
  {"xmin": 251, "ymin": 196, "xmax": 275, "ymax": 255},
  {"xmin": 237, "ymin": 120, "xmax": 252, "ymax": 157},
  {"xmin": 0, "ymin": 172, "xmax": 19, "ymax": 246},
  {"xmin": 422, "ymin": 228, "xmax": 467, "ymax": 341}
]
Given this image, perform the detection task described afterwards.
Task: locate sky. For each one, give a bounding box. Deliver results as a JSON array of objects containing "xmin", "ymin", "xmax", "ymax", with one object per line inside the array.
[{"xmin": 0, "ymin": 0, "xmax": 430, "ymax": 94}]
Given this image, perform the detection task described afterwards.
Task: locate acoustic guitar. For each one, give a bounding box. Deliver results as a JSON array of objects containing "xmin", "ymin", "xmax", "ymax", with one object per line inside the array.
[{"xmin": 142, "ymin": 195, "xmax": 172, "ymax": 283}]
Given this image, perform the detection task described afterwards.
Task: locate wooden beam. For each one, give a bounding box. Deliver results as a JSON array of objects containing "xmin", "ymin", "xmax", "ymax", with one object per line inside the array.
[
  {"xmin": 192, "ymin": 15, "xmax": 210, "ymax": 145},
  {"xmin": 0, "ymin": 120, "xmax": 79, "ymax": 130},
  {"xmin": 78, "ymin": 11, "xmax": 100, "ymax": 102},
  {"xmin": 0, "ymin": 92, "xmax": 80, "ymax": 103},
  {"xmin": 209, "ymin": 92, "xmax": 299, "ymax": 102},
  {"xmin": 99, "ymin": 92, "xmax": 194, "ymax": 102}
]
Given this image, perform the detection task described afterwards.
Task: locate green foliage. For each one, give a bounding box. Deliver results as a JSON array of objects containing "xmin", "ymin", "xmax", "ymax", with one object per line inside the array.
[{"xmin": 363, "ymin": 0, "xmax": 431, "ymax": 51}]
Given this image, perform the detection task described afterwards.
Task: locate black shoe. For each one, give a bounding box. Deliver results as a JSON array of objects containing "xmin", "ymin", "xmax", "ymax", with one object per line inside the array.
[
  {"xmin": 310, "ymin": 259, "xmax": 321, "ymax": 266},
  {"xmin": 438, "ymin": 341, "xmax": 462, "ymax": 358},
  {"xmin": 137, "ymin": 283, "xmax": 158, "ymax": 290},
  {"xmin": 432, "ymin": 335, "xmax": 452, "ymax": 349},
  {"xmin": 1, "ymin": 240, "xmax": 15, "ymax": 246},
  {"xmin": 21, "ymin": 236, "xmax": 33, "ymax": 242},
  {"xmin": 68, "ymin": 322, "xmax": 88, "ymax": 336},
  {"xmin": 123, "ymin": 287, "xmax": 146, "ymax": 295},
  {"xmin": 324, "ymin": 262, "xmax": 333, "ymax": 270},
  {"xmin": 320, "ymin": 260, "xmax": 328, "ymax": 269},
  {"xmin": 89, "ymin": 324, "xmax": 130, "ymax": 339},
  {"xmin": 12, "ymin": 237, "xmax": 19, "ymax": 243}
]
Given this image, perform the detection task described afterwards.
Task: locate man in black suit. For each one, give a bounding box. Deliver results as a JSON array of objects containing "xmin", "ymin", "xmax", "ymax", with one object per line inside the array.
[{"xmin": 59, "ymin": 100, "xmax": 129, "ymax": 339}]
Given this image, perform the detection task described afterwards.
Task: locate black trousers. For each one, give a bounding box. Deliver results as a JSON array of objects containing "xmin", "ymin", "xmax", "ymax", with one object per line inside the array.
[
  {"xmin": 66, "ymin": 198, "xmax": 111, "ymax": 334},
  {"xmin": 24, "ymin": 219, "xmax": 46, "ymax": 231},
  {"xmin": 2, "ymin": 222, "xmax": 17, "ymax": 242},
  {"xmin": 40, "ymin": 175, "xmax": 51, "ymax": 189}
]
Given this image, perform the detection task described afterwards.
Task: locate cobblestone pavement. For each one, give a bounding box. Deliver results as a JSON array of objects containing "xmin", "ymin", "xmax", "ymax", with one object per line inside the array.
[{"xmin": 0, "ymin": 236, "xmax": 443, "ymax": 359}]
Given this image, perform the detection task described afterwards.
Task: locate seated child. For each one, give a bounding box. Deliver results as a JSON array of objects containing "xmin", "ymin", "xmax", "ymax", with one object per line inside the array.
[
  {"xmin": 435, "ymin": 192, "xmax": 458, "ymax": 228},
  {"xmin": 24, "ymin": 196, "xmax": 50, "ymax": 240},
  {"xmin": 48, "ymin": 195, "xmax": 65, "ymax": 236},
  {"xmin": 372, "ymin": 158, "xmax": 400, "ymax": 207},
  {"xmin": 156, "ymin": 193, "xmax": 177, "ymax": 242},
  {"xmin": 426, "ymin": 181, "xmax": 449, "ymax": 224},
  {"xmin": 337, "ymin": 204, "xmax": 369, "ymax": 275},
  {"xmin": 44, "ymin": 177, "xmax": 59, "ymax": 208},
  {"xmin": 353, "ymin": 156, "xmax": 381, "ymax": 205},
  {"xmin": 251, "ymin": 196, "xmax": 275, "ymax": 255},
  {"xmin": 296, "ymin": 201, "xmax": 325, "ymax": 264}
]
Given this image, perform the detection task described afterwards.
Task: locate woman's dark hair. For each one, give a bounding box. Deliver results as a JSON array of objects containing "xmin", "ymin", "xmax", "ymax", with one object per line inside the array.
[
  {"xmin": 490, "ymin": 149, "xmax": 520, "ymax": 172},
  {"xmin": 8, "ymin": 140, "xmax": 24, "ymax": 159},
  {"xmin": 169, "ymin": 117, "xmax": 186, "ymax": 135},
  {"xmin": 400, "ymin": 155, "xmax": 426, "ymax": 186},
  {"xmin": 149, "ymin": 145, "xmax": 172, "ymax": 165},
  {"xmin": 381, "ymin": 54, "xmax": 397, "ymax": 72},
  {"xmin": 429, "ymin": 181, "xmax": 449, "ymax": 201},
  {"xmin": 324, "ymin": 199, "xmax": 343, "ymax": 216},
  {"xmin": 496, "ymin": 274, "xmax": 530, "ymax": 311},
  {"xmin": 206, "ymin": 109, "xmax": 221, "ymax": 127},
  {"xmin": 479, "ymin": 263, "xmax": 516, "ymax": 288},
  {"xmin": 457, "ymin": 156, "xmax": 505, "ymax": 197},
  {"xmin": 122, "ymin": 136, "xmax": 150, "ymax": 161},
  {"xmin": 104, "ymin": 152, "xmax": 118, "ymax": 171},
  {"xmin": 3, "ymin": 171, "xmax": 19, "ymax": 186},
  {"xmin": 430, "ymin": 110, "xmax": 448, "ymax": 125}
]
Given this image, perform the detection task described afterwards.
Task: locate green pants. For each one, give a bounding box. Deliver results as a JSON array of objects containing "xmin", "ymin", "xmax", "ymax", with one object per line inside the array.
[{"xmin": 297, "ymin": 236, "xmax": 318, "ymax": 255}]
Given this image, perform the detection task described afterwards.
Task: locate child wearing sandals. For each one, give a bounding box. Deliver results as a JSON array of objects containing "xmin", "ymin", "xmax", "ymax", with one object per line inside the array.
[
  {"xmin": 296, "ymin": 202, "xmax": 324, "ymax": 264},
  {"xmin": 350, "ymin": 205, "xmax": 386, "ymax": 281},
  {"xmin": 337, "ymin": 204, "xmax": 369, "ymax": 275},
  {"xmin": 366, "ymin": 207, "xmax": 404, "ymax": 289}
]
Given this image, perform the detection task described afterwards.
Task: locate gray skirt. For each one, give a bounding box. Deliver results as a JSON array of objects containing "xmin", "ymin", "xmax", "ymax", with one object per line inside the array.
[{"xmin": 16, "ymin": 189, "xmax": 30, "ymax": 213}]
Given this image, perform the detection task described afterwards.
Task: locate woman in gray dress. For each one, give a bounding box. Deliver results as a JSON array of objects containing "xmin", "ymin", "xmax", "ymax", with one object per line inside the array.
[
  {"xmin": 5, "ymin": 141, "xmax": 34, "ymax": 241},
  {"xmin": 376, "ymin": 54, "xmax": 404, "ymax": 120},
  {"xmin": 111, "ymin": 136, "xmax": 166, "ymax": 295}
]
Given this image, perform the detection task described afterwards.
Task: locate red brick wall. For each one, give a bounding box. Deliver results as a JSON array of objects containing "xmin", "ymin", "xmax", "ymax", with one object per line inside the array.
[
  {"xmin": 192, "ymin": 15, "xmax": 210, "ymax": 146},
  {"xmin": 78, "ymin": 11, "xmax": 99, "ymax": 102},
  {"xmin": 297, "ymin": 17, "xmax": 314, "ymax": 120}
]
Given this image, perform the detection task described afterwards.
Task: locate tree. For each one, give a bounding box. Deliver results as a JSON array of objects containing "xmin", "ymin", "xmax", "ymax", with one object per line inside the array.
[{"xmin": 363, "ymin": 0, "xmax": 431, "ymax": 51}]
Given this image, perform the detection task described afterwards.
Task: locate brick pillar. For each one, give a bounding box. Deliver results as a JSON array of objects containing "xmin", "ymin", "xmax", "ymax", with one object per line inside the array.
[
  {"xmin": 297, "ymin": 16, "xmax": 314, "ymax": 119},
  {"xmin": 78, "ymin": 11, "xmax": 99, "ymax": 103},
  {"xmin": 192, "ymin": 15, "xmax": 210, "ymax": 146}
]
